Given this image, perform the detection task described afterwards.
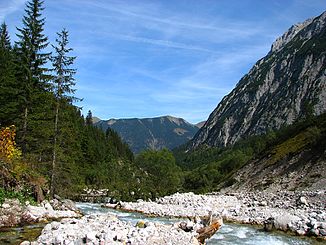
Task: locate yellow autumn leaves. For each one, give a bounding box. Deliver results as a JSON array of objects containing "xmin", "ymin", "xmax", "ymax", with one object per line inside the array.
[{"xmin": 0, "ymin": 125, "xmax": 21, "ymax": 161}]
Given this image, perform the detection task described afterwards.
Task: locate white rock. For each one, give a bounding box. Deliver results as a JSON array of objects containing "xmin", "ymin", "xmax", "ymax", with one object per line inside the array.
[
  {"xmin": 54, "ymin": 233, "xmax": 65, "ymax": 244},
  {"xmin": 51, "ymin": 221, "xmax": 60, "ymax": 230},
  {"xmin": 20, "ymin": 241, "xmax": 30, "ymax": 245},
  {"xmin": 2, "ymin": 203, "xmax": 10, "ymax": 209},
  {"xmin": 85, "ymin": 231, "xmax": 97, "ymax": 243},
  {"xmin": 299, "ymin": 196, "xmax": 308, "ymax": 206},
  {"xmin": 44, "ymin": 202, "xmax": 54, "ymax": 212}
]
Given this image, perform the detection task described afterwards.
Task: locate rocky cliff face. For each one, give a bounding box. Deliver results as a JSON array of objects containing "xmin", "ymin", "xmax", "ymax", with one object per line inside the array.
[
  {"xmin": 96, "ymin": 116, "xmax": 199, "ymax": 153},
  {"xmin": 191, "ymin": 11, "xmax": 326, "ymax": 148}
]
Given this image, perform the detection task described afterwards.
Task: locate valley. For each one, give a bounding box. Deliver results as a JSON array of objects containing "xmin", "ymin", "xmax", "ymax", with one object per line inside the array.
[{"xmin": 0, "ymin": 1, "xmax": 325, "ymax": 244}]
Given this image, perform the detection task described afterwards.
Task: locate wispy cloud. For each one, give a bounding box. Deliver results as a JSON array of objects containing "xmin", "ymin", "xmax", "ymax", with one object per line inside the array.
[
  {"xmin": 4, "ymin": 0, "xmax": 325, "ymax": 123},
  {"xmin": 0, "ymin": 0, "xmax": 26, "ymax": 21},
  {"xmin": 47, "ymin": 0, "xmax": 266, "ymax": 47},
  {"xmin": 110, "ymin": 34, "xmax": 218, "ymax": 53}
]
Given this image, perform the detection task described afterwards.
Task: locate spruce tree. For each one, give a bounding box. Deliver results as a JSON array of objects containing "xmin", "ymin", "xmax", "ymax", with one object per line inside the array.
[
  {"xmin": 50, "ymin": 29, "xmax": 77, "ymax": 197},
  {"xmin": 0, "ymin": 23, "xmax": 19, "ymax": 126},
  {"xmin": 15, "ymin": 0, "xmax": 51, "ymax": 153},
  {"xmin": 86, "ymin": 110, "xmax": 93, "ymax": 126},
  {"xmin": 0, "ymin": 23, "xmax": 11, "ymax": 49}
]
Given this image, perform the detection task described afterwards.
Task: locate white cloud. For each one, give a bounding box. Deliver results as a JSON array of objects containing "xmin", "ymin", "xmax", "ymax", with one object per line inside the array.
[
  {"xmin": 0, "ymin": 0, "xmax": 25, "ymax": 21},
  {"xmin": 110, "ymin": 34, "xmax": 218, "ymax": 53},
  {"xmin": 14, "ymin": 0, "xmax": 323, "ymax": 123}
]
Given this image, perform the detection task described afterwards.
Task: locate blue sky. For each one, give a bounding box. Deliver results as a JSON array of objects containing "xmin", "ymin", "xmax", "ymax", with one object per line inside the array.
[{"xmin": 1, "ymin": 0, "xmax": 325, "ymax": 123}]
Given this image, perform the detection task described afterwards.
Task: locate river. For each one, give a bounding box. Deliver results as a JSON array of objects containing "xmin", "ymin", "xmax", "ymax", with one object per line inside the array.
[
  {"xmin": 78, "ymin": 202, "xmax": 316, "ymax": 245},
  {"xmin": 0, "ymin": 202, "xmax": 321, "ymax": 244}
]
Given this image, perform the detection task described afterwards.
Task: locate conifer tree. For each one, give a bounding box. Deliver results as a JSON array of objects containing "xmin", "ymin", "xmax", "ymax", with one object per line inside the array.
[
  {"xmin": 0, "ymin": 23, "xmax": 11, "ymax": 49},
  {"xmin": 50, "ymin": 29, "xmax": 77, "ymax": 197},
  {"xmin": 15, "ymin": 0, "xmax": 51, "ymax": 153},
  {"xmin": 0, "ymin": 23, "xmax": 19, "ymax": 126},
  {"xmin": 86, "ymin": 110, "xmax": 93, "ymax": 126}
]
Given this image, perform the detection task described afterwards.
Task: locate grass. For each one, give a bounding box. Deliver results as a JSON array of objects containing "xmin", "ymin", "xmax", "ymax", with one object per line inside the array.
[{"xmin": 268, "ymin": 126, "xmax": 321, "ymax": 165}]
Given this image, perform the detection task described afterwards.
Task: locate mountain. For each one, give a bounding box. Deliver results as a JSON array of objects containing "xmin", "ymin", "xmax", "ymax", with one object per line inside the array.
[
  {"xmin": 177, "ymin": 113, "xmax": 326, "ymax": 192},
  {"xmin": 219, "ymin": 113, "xmax": 326, "ymax": 192},
  {"xmin": 95, "ymin": 116, "xmax": 199, "ymax": 153},
  {"xmin": 195, "ymin": 121, "xmax": 206, "ymax": 129},
  {"xmin": 191, "ymin": 11, "xmax": 326, "ymax": 149}
]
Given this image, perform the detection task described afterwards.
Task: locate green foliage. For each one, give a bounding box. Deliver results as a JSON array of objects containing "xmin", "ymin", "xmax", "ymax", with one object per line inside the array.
[
  {"xmin": 85, "ymin": 110, "xmax": 93, "ymax": 126},
  {"xmin": 176, "ymin": 113, "xmax": 326, "ymax": 193},
  {"xmin": 15, "ymin": 0, "xmax": 52, "ymax": 154},
  {"xmin": 269, "ymin": 125, "xmax": 322, "ymax": 165},
  {"xmin": 0, "ymin": 0, "xmax": 143, "ymax": 202},
  {"xmin": 0, "ymin": 187, "xmax": 35, "ymax": 205},
  {"xmin": 106, "ymin": 128, "xmax": 134, "ymax": 162},
  {"xmin": 51, "ymin": 29, "xmax": 76, "ymax": 101},
  {"xmin": 135, "ymin": 149, "xmax": 182, "ymax": 197},
  {"xmin": 2, "ymin": 0, "xmax": 323, "ymax": 203},
  {"xmin": 50, "ymin": 28, "xmax": 78, "ymax": 197},
  {"xmin": 0, "ymin": 23, "xmax": 20, "ymax": 127}
]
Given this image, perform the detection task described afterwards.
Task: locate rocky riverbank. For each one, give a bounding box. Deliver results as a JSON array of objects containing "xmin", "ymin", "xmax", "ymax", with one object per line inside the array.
[
  {"xmin": 0, "ymin": 198, "xmax": 81, "ymax": 228},
  {"xmin": 19, "ymin": 190, "xmax": 325, "ymax": 244},
  {"xmin": 111, "ymin": 191, "xmax": 326, "ymax": 240},
  {"xmin": 24, "ymin": 214, "xmax": 205, "ymax": 245},
  {"xmin": 22, "ymin": 202, "xmax": 223, "ymax": 244}
]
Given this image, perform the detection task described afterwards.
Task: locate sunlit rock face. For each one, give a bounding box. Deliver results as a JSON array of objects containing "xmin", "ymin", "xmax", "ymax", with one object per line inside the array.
[{"xmin": 191, "ymin": 11, "xmax": 326, "ymax": 149}]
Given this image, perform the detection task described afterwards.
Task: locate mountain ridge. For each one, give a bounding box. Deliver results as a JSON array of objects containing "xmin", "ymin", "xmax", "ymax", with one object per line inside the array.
[
  {"xmin": 95, "ymin": 115, "xmax": 200, "ymax": 153},
  {"xmin": 190, "ymin": 11, "xmax": 326, "ymax": 149}
]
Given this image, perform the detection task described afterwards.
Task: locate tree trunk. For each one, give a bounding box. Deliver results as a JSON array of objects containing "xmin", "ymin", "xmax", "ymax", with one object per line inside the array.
[
  {"xmin": 22, "ymin": 106, "xmax": 28, "ymax": 153},
  {"xmin": 50, "ymin": 101, "xmax": 59, "ymax": 198},
  {"xmin": 196, "ymin": 217, "xmax": 223, "ymax": 244}
]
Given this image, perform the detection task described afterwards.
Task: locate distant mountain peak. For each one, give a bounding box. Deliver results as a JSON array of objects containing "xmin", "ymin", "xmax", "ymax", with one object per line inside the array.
[
  {"xmin": 195, "ymin": 121, "xmax": 206, "ymax": 129},
  {"xmin": 106, "ymin": 119, "xmax": 117, "ymax": 125},
  {"xmin": 165, "ymin": 115, "xmax": 187, "ymax": 126},
  {"xmin": 92, "ymin": 116, "xmax": 101, "ymax": 124},
  {"xmin": 95, "ymin": 115, "xmax": 199, "ymax": 153}
]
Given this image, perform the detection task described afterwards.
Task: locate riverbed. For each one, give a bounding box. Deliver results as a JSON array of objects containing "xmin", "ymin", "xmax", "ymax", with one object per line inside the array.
[
  {"xmin": 0, "ymin": 202, "xmax": 321, "ymax": 244},
  {"xmin": 78, "ymin": 202, "xmax": 317, "ymax": 245}
]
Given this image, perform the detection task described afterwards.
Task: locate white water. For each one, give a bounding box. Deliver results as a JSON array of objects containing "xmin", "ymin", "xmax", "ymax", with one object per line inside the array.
[{"xmin": 77, "ymin": 202, "xmax": 315, "ymax": 245}]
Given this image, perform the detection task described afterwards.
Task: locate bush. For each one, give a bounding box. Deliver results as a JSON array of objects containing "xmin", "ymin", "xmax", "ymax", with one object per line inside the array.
[
  {"xmin": 0, "ymin": 187, "xmax": 36, "ymax": 205},
  {"xmin": 135, "ymin": 149, "xmax": 182, "ymax": 197}
]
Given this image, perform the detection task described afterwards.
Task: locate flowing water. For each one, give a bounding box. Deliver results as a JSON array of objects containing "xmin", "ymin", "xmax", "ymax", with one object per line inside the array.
[
  {"xmin": 77, "ymin": 203, "xmax": 320, "ymax": 245},
  {"xmin": 0, "ymin": 223, "xmax": 45, "ymax": 244},
  {"xmin": 0, "ymin": 202, "xmax": 322, "ymax": 244}
]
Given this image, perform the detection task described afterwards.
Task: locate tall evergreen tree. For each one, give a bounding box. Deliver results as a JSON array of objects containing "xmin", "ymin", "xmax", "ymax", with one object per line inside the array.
[
  {"xmin": 0, "ymin": 23, "xmax": 11, "ymax": 49},
  {"xmin": 50, "ymin": 29, "xmax": 77, "ymax": 197},
  {"xmin": 0, "ymin": 23, "xmax": 19, "ymax": 126},
  {"xmin": 86, "ymin": 110, "xmax": 93, "ymax": 126},
  {"xmin": 15, "ymin": 0, "xmax": 51, "ymax": 153}
]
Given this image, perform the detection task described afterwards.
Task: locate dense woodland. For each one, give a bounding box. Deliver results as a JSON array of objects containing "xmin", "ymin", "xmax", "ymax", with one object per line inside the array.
[
  {"xmin": 0, "ymin": 0, "xmax": 182, "ymax": 202},
  {"xmin": 1, "ymin": 0, "xmax": 325, "ymax": 204}
]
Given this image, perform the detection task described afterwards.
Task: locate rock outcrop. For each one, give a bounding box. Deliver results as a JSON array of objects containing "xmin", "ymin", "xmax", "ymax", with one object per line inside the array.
[
  {"xmin": 191, "ymin": 11, "xmax": 326, "ymax": 148},
  {"xmin": 0, "ymin": 198, "xmax": 81, "ymax": 228}
]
